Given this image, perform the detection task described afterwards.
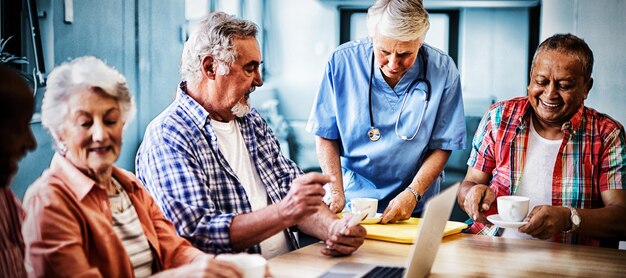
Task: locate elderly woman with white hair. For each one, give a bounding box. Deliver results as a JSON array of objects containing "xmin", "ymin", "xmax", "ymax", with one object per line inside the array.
[
  {"xmin": 307, "ymin": 0, "xmax": 466, "ymax": 223},
  {"xmin": 21, "ymin": 56, "xmax": 242, "ymax": 277}
]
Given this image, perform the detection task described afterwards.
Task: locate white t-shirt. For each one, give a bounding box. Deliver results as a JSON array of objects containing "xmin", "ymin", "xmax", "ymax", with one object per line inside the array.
[
  {"xmin": 501, "ymin": 120, "xmax": 561, "ymax": 240},
  {"xmin": 211, "ymin": 120, "xmax": 291, "ymax": 258}
]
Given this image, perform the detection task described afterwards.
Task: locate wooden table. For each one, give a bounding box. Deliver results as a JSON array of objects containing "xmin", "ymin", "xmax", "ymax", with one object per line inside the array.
[{"xmin": 268, "ymin": 234, "xmax": 626, "ymax": 277}]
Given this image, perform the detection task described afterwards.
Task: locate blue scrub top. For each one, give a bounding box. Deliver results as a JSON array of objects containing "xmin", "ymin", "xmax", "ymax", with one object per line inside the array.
[{"xmin": 306, "ymin": 38, "xmax": 466, "ymax": 214}]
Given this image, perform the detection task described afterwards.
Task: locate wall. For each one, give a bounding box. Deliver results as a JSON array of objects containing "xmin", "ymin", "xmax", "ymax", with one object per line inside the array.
[
  {"xmin": 541, "ymin": 0, "xmax": 626, "ymax": 125},
  {"xmin": 459, "ymin": 8, "xmax": 529, "ymax": 104},
  {"xmin": 12, "ymin": 0, "xmax": 186, "ymax": 199}
]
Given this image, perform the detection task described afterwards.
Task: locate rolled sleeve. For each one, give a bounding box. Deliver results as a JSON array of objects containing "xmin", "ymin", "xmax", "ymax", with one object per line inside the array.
[
  {"xmin": 307, "ymin": 60, "xmax": 340, "ymax": 139},
  {"xmin": 468, "ymin": 106, "xmax": 498, "ymax": 173},
  {"xmin": 599, "ymin": 124, "xmax": 626, "ymax": 191},
  {"xmin": 428, "ymin": 62, "xmax": 466, "ymax": 151}
]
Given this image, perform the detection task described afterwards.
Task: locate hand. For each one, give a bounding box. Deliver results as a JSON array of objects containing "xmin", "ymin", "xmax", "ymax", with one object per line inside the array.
[
  {"xmin": 327, "ymin": 189, "xmax": 345, "ymax": 213},
  {"xmin": 519, "ymin": 205, "xmax": 571, "ymax": 240},
  {"xmin": 159, "ymin": 255, "xmax": 243, "ymax": 278},
  {"xmin": 380, "ymin": 190, "xmax": 416, "ymax": 224},
  {"xmin": 462, "ymin": 184, "xmax": 495, "ymax": 224},
  {"xmin": 278, "ymin": 173, "xmax": 333, "ymax": 225},
  {"xmin": 321, "ymin": 217, "xmax": 366, "ymax": 257}
]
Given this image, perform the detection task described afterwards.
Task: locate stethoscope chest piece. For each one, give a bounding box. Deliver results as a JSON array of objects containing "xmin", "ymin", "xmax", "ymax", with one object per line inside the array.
[{"xmin": 368, "ymin": 127, "xmax": 381, "ymax": 142}]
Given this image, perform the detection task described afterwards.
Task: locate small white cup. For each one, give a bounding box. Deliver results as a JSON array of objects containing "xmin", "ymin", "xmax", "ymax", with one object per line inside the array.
[
  {"xmin": 347, "ymin": 198, "xmax": 378, "ymax": 218},
  {"xmin": 216, "ymin": 253, "xmax": 266, "ymax": 278},
  {"xmin": 497, "ymin": 196, "xmax": 530, "ymax": 222}
]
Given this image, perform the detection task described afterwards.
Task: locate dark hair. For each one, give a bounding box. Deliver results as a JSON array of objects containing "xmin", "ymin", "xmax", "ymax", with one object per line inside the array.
[
  {"xmin": 531, "ymin": 33, "xmax": 594, "ymax": 80},
  {"xmin": 0, "ymin": 65, "xmax": 34, "ymax": 123}
]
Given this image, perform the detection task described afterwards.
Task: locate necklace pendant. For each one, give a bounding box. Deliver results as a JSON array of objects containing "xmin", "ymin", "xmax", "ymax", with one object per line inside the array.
[{"xmin": 368, "ymin": 127, "xmax": 381, "ymax": 142}]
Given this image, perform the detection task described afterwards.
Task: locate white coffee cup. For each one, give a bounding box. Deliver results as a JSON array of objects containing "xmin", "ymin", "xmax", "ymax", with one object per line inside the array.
[
  {"xmin": 346, "ymin": 198, "xmax": 378, "ymax": 218},
  {"xmin": 216, "ymin": 253, "xmax": 266, "ymax": 278},
  {"xmin": 497, "ymin": 196, "xmax": 530, "ymax": 222}
]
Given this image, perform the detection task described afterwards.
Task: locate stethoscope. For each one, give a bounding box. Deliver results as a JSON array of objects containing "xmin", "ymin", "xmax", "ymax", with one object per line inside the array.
[{"xmin": 367, "ymin": 46, "xmax": 432, "ymax": 142}]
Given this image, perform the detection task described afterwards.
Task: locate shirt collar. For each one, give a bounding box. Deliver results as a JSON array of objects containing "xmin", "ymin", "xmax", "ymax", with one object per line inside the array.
[
  {"xmin": 49, "ymin": 153, "xmax": 139, "ymax": 201},
  {"xmin": 176, "ymin": 81, "xmax": 211, "ymax": 127}
]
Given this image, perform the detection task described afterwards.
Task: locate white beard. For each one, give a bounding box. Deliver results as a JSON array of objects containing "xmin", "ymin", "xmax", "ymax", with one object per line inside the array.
[{"xmin": 231, "ymin": 101, "xmax": 250, "ymax": 118}]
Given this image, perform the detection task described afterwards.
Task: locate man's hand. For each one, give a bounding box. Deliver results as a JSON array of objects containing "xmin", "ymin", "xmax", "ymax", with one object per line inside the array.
[
  {"xmin": 462, "ymin": 184, "xmax": 495, "ymax": 224},
  {"xmin": 321, "ymin": 217, "xmax": 366, "ymax": 257},
  {"xmin": 380, "ymin": 190, "xmax": 416, "ymax": 224},
  {"xmin": 278, "ymin": 173, "xmax": 333, "ymax": 225},
  {"xmin": 327, "ymin": 189, "xmax": 346, "ymax": 213},
  {"xmin": 519, "ymin": 205, "xmax": 571, "ymax": 240}
]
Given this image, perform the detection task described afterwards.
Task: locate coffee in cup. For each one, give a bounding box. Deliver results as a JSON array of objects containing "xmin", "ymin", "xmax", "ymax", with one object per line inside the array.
[{"xmin": 497, "ymin": 196, "xmax": 529, "ymax": 222}]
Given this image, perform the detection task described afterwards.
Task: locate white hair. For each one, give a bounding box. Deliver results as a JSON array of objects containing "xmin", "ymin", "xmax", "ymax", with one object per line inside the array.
[
  {"xmin": 366, "ymin": 0, "xmax": 430, "ymax": 42},
  {"xmin": 41, "ymin": 56, "xmax": 135, "ymax": 146},
  {"xmin": 180, "ymin": 12, "xmax": 258, "ymax": 83}
]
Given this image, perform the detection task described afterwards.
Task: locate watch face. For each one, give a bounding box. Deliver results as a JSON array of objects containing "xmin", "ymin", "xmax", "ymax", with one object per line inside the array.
[{"xmin": 572, "ymin": 214, "xmax": 581, "ymax": 225}]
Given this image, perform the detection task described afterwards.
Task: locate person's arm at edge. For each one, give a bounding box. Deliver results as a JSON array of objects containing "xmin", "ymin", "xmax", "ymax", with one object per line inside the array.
[{"xmin": 316, "ymin": 136, "xmax": 345, "ymax": 213}]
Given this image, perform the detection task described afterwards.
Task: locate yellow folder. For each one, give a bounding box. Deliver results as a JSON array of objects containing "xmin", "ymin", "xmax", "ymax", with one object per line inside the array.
[
  {"xmin": 339, "ymin": 213, "xmax": 468, "ymax": 244},
  {"xmin": 363, "ymin": 218, "xmax": 468, "ymax": 244}
]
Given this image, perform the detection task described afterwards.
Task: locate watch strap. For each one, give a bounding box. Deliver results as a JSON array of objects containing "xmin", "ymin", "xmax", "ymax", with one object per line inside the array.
[
  {"xmin": 406, "ymin": 187, "xmax": 422, "ymax": 204},
  {"xmin": 565, "ymin": 207, "xmax": 580, "ymax": 233}
]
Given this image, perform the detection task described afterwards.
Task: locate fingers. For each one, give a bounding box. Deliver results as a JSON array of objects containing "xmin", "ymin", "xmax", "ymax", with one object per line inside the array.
[
  {"xmin": 204, "ymin": 259, "xmax": 243, "ymax": 278},
  {"xmin": 295, "ymin": 172, "xmax": 335, "ymax": 185},
  {"xmin": 328, "ymin": 194, "xmax": 345, "ymax": 213},
  {"xmin": 464, "ymin": 185, "xmax": 493, "ymax": 223},
  {"xmin": 482, "ymin": 189, "xmax": 496, "ymax": 211},
  {"xmin": 380, "ymin": 206, "xmax": 394, "ymax": 224},
  {"xmin": 518, "ymin": 206, "xmax": 566, "ymax": 240},
  {"xmin": 323, "ymin": 225, "xmax": 366, "ymax": 257}
]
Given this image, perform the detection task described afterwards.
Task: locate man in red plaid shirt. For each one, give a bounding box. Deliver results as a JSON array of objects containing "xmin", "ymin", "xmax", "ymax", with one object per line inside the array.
[{"xmin": 457, "ymin": 34, "xmax": 626, "ymax": 247}]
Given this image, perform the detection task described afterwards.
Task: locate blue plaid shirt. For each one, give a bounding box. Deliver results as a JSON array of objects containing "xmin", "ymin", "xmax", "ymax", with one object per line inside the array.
[{"xmin": 135, "ymin": 82, "xmax": 302, "ymax": 254}]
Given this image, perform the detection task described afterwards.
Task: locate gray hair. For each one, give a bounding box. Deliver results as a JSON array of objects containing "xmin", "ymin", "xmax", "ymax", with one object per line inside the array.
[
  {"xmin": 180, "ymin": 12, "xmax": 258, "ymax": 83},
  {"xmin": 367, "ymin": 0, "xmax": 430, "ymax": 42},
  {"xmin": 531, "ymin": 33, "xmax": 594, "ymax": 81},
  {"xmin": 41, "ymin": 56, "xmax": 135, "ymax": 145}
]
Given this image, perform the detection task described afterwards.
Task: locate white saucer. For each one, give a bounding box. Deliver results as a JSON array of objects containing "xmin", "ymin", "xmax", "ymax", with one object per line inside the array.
[
  {"xmin": 360, "ymin": 213, "xmax": 383, "ymax": 224},
  {"xmin": 487, "ymin": 214, "xmax": 528, "ymax": 229}
]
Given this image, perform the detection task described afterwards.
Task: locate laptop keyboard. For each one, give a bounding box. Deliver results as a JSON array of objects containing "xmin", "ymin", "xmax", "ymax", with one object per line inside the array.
[{"xmin": 362, "ymin": 266, "xmax": 405, "ymax": 278}]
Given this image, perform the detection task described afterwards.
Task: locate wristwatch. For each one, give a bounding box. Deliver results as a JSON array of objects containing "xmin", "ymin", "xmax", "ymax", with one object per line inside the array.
[
  {"xmin": 406, "ymin": 187, "xmax": 422, "ymax": 204},
  {"xmin": 565, "ymin": 207, "xmax": 581, "ymax": 233}
]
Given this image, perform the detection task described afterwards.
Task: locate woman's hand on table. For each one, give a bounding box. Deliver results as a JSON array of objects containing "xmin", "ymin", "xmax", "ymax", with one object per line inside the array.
[{"xmin": 380, "ymin": 190, "xmax": 416, "ymax": 224}]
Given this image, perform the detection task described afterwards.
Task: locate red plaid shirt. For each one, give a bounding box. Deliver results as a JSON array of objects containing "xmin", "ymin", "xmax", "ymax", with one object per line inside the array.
[{"xmin": 468, "ymin": 97, "xmax": 626, "ymax": 246}]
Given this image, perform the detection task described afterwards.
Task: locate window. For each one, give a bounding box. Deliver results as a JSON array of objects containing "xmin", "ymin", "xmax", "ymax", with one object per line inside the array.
[
  {"xmin": 339, "ymin": 8, "xmax": 459, "ymax": 64},
  {"xmin": 184, "ymin": 0, "xmax": 267, "ymax": 75}
]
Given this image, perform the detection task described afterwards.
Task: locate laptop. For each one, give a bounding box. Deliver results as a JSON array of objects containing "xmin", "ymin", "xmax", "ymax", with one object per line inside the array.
[{"xmin": 320, "ymin": 182, "xmax": 460, "ymax": 278}]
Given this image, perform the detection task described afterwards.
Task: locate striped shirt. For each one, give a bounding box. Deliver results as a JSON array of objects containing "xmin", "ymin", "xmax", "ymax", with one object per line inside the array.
[
  {"xmin": 0, "ymin": 187, "xmax": 26, "ymax": 277},
  {"xmin": 468, "ymin": 97, "xmax": 626, "ymax": 246},
  {"xmin": 136, "ymin": 82, "xmax": 301, "ymax": 254},
  {"xmin": 109, "ymin": 178, "xmax": 154, "ymax": 277}
]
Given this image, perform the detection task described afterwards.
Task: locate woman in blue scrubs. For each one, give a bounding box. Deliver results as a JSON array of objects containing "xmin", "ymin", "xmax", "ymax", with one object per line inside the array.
[{"xmin": 306, "ymin": 0, "xmax": 466, "ymax": 223}]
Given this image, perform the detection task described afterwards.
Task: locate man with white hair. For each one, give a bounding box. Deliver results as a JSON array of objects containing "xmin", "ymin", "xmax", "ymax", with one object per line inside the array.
[
  {"xmin": 307, "ymin": 0, "xmax": 465, "ymax": 223},
  {"xmin": 136, "ymin": 12, "xmax": 365, "ymax": 259}
]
